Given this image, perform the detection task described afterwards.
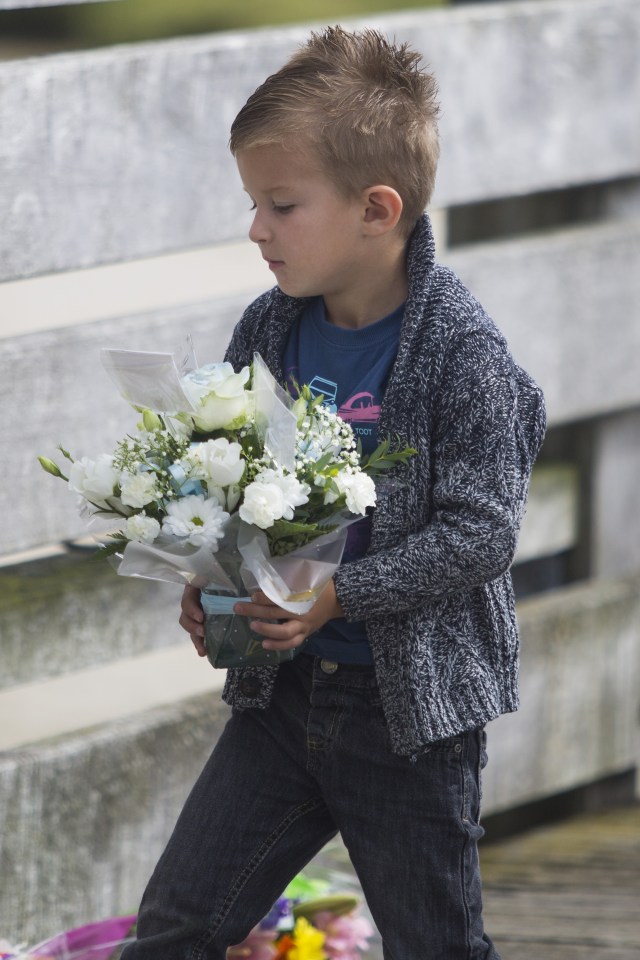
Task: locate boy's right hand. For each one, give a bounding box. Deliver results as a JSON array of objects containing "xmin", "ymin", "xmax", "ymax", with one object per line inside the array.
[{"xmin": 179, "ymin": 585, "xmax": 206, "ymax": 658}]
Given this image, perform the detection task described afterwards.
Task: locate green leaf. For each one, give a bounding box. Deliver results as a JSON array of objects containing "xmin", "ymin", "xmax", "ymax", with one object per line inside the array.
[
  {"xmin": 284, "ymin": 873, "xmax": 329, "ymax": 900},
  {"xmin": 92, "ymin": 538, "xmax": 128, "ymax": 560},
  {"xmin": 362, "ymin": 439, "xmax": 416, "ymax": 474},
  {"xmin": 268, "ymin": 518, "xmax": 320, "ymax": 542},
  {"xmin": 311, "ymin": 450, "xmax": 335, "ymax": 472}
]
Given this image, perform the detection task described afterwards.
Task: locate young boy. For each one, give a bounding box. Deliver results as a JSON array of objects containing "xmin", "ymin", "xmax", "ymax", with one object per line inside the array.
[{"xmin": 123, "ymin": 27, "xmax": 545, "ymax": 959}]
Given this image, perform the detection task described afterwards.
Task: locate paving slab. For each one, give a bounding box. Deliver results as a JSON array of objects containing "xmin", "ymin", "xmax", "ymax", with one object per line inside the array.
[{"xmin": 306, "ymin": 804, "xmax": 640, "ymax": 959}]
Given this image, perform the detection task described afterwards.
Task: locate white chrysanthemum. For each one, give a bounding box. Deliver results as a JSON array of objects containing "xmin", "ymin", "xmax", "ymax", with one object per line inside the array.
[
  {"xmin": 238, "ymin": 481, "xmax": 286, "ymax": 530},
  {"xmin": 124, "ymin": 513, "xmax": 161, "ymax": 544},
  {"xmin": 162, "ymin": 494, "xmax": 230, "ymax": 549},
  {"xmin": 119, "ymin": 471, "xmax": 160, "ymax": 508},
  {"xmin": 335, "ymin": 470, "xmax": 377, "ymax": 515},
  {"xmin": 68, "ymin": 455, "xmax": 118, "ymax": 507}
]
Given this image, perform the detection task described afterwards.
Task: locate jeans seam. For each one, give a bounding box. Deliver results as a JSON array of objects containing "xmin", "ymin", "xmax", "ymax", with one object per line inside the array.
[
  {"xmin": 460, "ymin": 738, "xmax": 470, "ymax": 823},
  {"xmin": 189, "ymin": 795, "xmax": 326, "ymax": 960},
  {"xmin": 461, "ymin": 829, "xmax": 473, "ymax": 960}
]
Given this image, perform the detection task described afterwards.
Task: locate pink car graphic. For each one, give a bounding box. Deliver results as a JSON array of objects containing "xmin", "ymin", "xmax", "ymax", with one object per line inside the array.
[{"xmin": 338, "ymin": 392, "xmax": 381, "ymax": 422}]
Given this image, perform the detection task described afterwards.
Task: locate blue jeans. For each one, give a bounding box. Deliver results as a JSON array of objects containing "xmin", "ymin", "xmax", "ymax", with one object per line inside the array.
[{"xmin": 122, "ymin": 655, "xmax": 501, "ymax": 959}]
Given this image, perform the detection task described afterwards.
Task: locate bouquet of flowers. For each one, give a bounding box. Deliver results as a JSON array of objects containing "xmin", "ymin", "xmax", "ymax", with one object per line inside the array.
[
  {"xmin": 1, "ymin": 878, "xmax": 372, "ymax": 959},
  {"xmin": 227, "ymin": 874, "xmax": 374, "ymax": 959},
  {"xmin": 39, "ymin": 345, "xmax": 413, "ymax": 668}
]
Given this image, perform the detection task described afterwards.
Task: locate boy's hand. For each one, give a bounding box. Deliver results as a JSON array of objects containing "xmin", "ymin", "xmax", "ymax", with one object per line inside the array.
[
  {"xmin": 234, "ymin": 579, "xmax": 344, "ymax": 651},
  {"xmin": 179, "ymin": 584, "xmax": 207, "ymax": 657}
]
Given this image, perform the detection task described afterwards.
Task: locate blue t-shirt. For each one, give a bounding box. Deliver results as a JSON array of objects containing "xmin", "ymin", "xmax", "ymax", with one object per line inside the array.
[{"xmin": 283, "ymin": 296, "xmax": 403, "ymax": 663}]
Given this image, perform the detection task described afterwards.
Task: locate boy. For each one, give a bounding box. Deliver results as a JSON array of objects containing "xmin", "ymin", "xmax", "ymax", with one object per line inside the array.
[{"xmin": 124, "ymin": 27, "xmax": 545, "ymax": 959}]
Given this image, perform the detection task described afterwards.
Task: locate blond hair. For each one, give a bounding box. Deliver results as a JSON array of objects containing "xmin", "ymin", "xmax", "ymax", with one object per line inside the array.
[{"xmin": 229, "ymin": 26, "xmax": 440, "ymax": 233}]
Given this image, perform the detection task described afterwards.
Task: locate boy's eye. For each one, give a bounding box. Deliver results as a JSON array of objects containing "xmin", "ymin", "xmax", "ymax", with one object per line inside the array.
[{"xmin": 273, "ymin": 204, "xmax": 294, "ymax": 214}]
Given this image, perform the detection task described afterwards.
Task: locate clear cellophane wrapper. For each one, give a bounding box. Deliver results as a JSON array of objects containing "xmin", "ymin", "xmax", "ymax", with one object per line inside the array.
[
  {"xmin": 112, "ymin": 513, "xmax": 353, "ymax": 669},
  {"xmin": 6, "ymin": 916, "xmax": 136, "ymax": 960}
]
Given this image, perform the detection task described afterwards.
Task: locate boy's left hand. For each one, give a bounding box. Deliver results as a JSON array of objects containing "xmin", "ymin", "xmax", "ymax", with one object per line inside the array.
[{"xmin": 234, "ymin": 579, "xmax": 343, "ymax": 651}]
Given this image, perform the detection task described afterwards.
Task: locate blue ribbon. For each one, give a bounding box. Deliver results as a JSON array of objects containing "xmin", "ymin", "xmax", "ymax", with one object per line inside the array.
[
  {"xmin": 168, "ymin": 463, "xmax": 204, "ymax": 498},
  {"xmin": 200, "ymin": 593, "xmax": 251, "ymax": 615}
]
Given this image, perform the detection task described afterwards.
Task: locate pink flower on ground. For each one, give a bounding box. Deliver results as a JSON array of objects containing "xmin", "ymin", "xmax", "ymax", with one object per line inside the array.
[
  {"xmin": 227, "ymin": 925, "xmax": 277, "ymax": 960},
  {"xmin": 311, "ymin": 911, "xmax": 374, "ymax": 959}
]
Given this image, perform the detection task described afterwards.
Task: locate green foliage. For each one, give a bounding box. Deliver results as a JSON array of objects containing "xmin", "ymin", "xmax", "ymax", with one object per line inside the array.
[
  {"xmin": 361, "ymin": 438, "xmax": 417, "ymax": 473},
  {"xmin": 15, "ymin": 0, "xmax": 443, "ymax": 46},
  {"xmin": 266, "ymin": 518, "xmax": 336, "ymax": 556}
]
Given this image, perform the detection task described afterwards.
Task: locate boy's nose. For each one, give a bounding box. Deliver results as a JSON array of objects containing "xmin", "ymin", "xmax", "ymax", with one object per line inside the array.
[{"xmin": 248, "ymin": 209, "xmax": 270, "ymax": 244}]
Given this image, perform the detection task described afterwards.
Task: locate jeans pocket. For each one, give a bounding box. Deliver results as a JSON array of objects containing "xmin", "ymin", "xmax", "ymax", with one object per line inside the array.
[{"xmin": 461, "ymin": 728, "xmax": 486, "ymax": 824}]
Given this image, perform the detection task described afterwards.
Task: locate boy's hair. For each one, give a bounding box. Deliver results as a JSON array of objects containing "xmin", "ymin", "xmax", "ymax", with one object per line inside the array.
[{"xmin": 229, "ymin": 26, "xmax": 440, "ymax": 233}]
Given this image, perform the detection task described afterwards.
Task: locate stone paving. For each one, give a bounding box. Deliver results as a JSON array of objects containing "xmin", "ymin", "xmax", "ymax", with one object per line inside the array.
[{"xmin": 307, "ymin": 804, "xmax": 640, "ymax": 959}]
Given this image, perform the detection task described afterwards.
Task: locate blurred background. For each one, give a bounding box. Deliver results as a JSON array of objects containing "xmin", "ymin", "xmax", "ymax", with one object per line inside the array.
[
  {"xmin": 0, "ymin": 0, "xmax": 639, "ymax": 953},
  {"xmin": 0, "ymin": 0, "xmax": 444, "ymax": 49}
]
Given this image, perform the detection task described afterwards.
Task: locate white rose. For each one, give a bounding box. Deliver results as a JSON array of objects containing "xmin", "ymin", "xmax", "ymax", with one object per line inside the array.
[
  {"xmin": 161, "ymin": 494, "xmax": 230, "ymax": 549},
  {"xmin": 188, "ymin": 438, "xmax": 245, "ymax": 489},
  {"xmin": 335, "ymin": 471, "xmax": 376, "ymax": 515},
  {"xmin": 238, "ymin": 481, "xmax": 286, "ymax": 529},
  {"xmin": 119, "ymin": 471, "xmax": 159, "ymax": 508},
  {"xmin": 181, "ymin": 363, "xmax": 252, "ymax": 432},
  {"xmin": 124, "ymin": 513, "xmax": 161, "ymax": 544},
  {"xmin": 68, "ymin": 455, "xmax": 118, "ymax": 507}
]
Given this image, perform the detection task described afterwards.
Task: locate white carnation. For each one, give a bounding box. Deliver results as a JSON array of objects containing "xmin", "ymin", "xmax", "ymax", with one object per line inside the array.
[
  {"xmin": 124, "ymin": 513, "xmax": 161, "ymax": 544},
  {"xmin": 161, "ymin": 494, "xmax": 230, "ymax": 549},
  {"xmin": 68, "ymin": 455, "xmax": 118, "ymax": 507},
  {"xmin": 335, "ymin": 470, "xmax": 376, "ymax": 515},
  {"xmin": 119, "ymin": 471, "xmax": 159, "ymax": 508},
  {"xmin": 257, "ymin": 468, "xmax": 310, "ymax": 519},
  {"xmin": 238, "ymin": 481, "xmax": 286, "ymax": 530}
]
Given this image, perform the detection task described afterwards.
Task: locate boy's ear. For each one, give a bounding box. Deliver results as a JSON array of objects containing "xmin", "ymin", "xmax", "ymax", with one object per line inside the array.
[{"xmin": 361, "ymin": 185, "xmax": 403, "ymax": 234}]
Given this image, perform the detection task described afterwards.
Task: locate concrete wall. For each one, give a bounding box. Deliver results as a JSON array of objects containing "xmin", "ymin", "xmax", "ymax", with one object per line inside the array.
[{"xmin": 1, "ymin": 0, "xmax": 639, "ymax": 943}]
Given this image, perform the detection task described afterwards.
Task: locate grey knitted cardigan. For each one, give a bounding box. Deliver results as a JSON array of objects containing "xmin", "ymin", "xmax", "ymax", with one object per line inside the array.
[{"xmin": 221, "ymin": 214, "xmax": 546, "ymax": 756}]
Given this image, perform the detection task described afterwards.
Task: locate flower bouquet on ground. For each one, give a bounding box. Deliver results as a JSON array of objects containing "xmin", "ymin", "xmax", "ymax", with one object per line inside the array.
[
  {"xmin": 0, "ymin": 915, "xmax": 137, "ymax": 960},
  {"xmin": 227, "ymin": 874, "xmax": 374, "ymax": 959},
  {"xmin": 1, "ymin": 878, "xmax": 372, "ymax": 960},
  {"xmin": 40, "ymin": 346, "xmax": 413, "ymax": 668}
]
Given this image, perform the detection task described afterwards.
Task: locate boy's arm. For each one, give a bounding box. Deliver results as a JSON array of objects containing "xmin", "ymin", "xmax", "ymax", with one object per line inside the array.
[{"xmin": 334, "ymin": 333, "xmax": 546, "ymax": 621}]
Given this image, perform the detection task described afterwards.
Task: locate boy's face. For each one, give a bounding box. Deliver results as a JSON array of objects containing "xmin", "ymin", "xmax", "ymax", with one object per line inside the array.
[{"xmin": 236, "ymin": 144, "xmax": 370, "ymax": 303}]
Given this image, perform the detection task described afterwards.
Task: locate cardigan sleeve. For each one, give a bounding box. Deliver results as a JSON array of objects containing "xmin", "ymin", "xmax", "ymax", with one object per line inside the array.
[
  {"xmin": 333, "ymin": 330, "xmax": 546, "ymax": 621},
  {"xmin": 223, "ymin": 292, "xmax": 272, "ymax": 369}
]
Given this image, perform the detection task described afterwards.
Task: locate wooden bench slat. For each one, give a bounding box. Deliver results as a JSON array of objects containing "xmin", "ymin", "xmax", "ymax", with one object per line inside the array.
[
  {"xmin": 1, "ymin": 217, "xmax": 638, "ymax": 557},
  {"xmin": 0, "ymin": 0, "xmax": 638, "ymax": 280},
  {"xmin": 447, "ymin": 218, "xmax": 640, "ymax": 426}
]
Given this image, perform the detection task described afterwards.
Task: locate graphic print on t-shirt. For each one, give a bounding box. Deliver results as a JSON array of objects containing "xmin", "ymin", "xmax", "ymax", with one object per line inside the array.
[
  {"xmin": 281, "ymin": 296, "xmax": 404, "ymax": 664},
  {"xmin": 306, "ymin": 376, "xmax": 383, "ymax": 451}
]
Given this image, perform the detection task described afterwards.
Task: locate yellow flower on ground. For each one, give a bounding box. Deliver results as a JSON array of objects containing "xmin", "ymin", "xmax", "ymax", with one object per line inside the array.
[{"xmin": 287, "ymin": 917, "xmax": 326, "ymax": 960}]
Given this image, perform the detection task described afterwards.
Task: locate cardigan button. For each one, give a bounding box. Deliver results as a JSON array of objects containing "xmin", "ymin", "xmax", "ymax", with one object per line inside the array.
[{"xmin": 239, "ymin": 677, "xmax": 262, "ymax": 697}]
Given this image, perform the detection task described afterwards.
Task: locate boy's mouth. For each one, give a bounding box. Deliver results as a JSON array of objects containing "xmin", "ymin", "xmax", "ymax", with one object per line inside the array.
[{"xmin": 265, "ymin": 258, "xmax": 285, "ymax": 271}]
